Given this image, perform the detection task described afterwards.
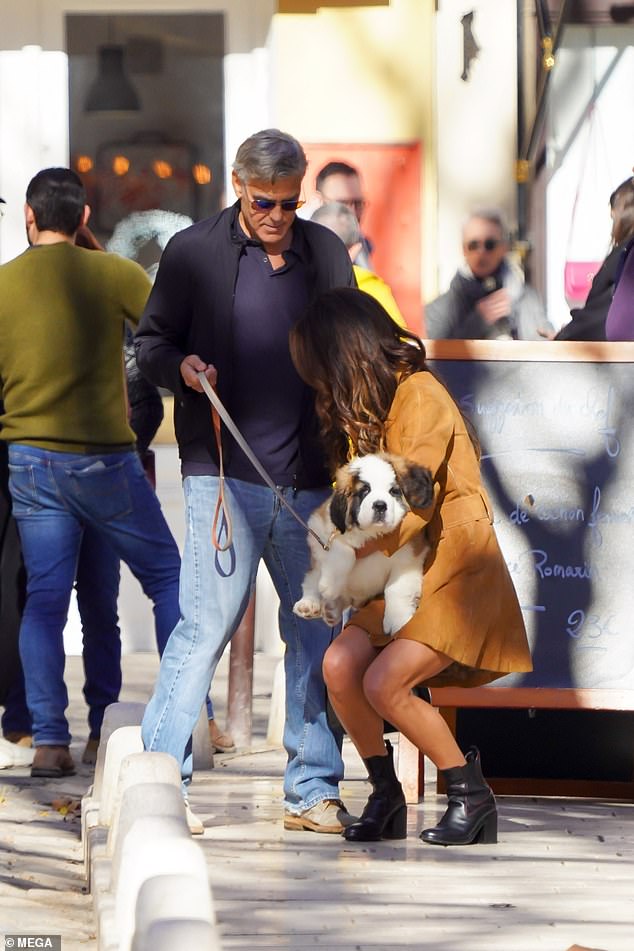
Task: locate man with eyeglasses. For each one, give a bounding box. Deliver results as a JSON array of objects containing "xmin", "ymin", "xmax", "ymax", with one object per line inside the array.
[
  {"xmin": 315, "ymin": 161, "xmax": 373, "ymax": 269},
  {"xmin": 425, "ymin": 208, "xmax": 552, "ymax": 340},
  {"xmin": 135, "ymin": 128, "xmax": 357, "ymax": 834}
]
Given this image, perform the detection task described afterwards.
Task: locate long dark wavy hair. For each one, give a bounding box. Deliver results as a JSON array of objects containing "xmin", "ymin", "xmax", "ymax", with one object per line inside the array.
[
  {"xmin": 290, "ymin": 288, "xmax": 432, "ymax": 472},
  {"xmin": 610, "ymin": 176, "xmax": 634, "ymax": 247}
]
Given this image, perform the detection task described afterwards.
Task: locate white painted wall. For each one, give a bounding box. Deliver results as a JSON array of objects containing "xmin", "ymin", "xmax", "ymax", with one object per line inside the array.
[
  {"xmin": 0, "ymin": 47, "xmax": 68, "ymax": 262},
  {"xmin": 271, "ymin": 0, "xmax": 435, "ymax": 313},
  {"xmin": 433, "ymin": 1, "xmax": 519, "ymax": 297}
]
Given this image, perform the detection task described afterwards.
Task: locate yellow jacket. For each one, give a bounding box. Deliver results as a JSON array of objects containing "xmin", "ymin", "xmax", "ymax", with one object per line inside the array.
[{"xmin": 353, "ymin": 265, "xmax": 406, "ymax": 328}]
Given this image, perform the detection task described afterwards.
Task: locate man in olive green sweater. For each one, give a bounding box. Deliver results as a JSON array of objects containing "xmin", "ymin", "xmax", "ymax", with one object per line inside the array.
[{"xmin": 0, "ymin": 168, "xmax": 181, "ymax": 778}]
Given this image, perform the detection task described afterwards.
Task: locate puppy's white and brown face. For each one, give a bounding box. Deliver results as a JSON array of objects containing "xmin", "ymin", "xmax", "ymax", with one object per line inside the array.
[{"xmin": 329, "ymin": 454, "xmax": 434, "ymax": 537}]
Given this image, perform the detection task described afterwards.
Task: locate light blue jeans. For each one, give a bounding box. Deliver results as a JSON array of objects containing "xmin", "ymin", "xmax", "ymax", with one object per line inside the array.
[
  {"xmin": 142, "ymin": 476, "xmax": 345, "ymax": 812},
  {"xmin": 8, "ymin": 445, "xmax": 181, "ymax": 747}
]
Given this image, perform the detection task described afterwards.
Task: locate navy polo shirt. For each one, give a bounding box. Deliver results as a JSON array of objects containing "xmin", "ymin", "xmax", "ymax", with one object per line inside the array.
[{"xmin": 184, "ymin": 226, "xmax": 312, "ymax": 485}]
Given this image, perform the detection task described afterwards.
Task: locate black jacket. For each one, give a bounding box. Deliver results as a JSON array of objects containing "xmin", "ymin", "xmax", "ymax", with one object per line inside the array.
[
  {"xmin": 135, "ymin": 202, "xmax": 355, "ymax": 487},
  {"xmin": 555, "ymin": 245, "xmax": 623, "ymax": 341}
]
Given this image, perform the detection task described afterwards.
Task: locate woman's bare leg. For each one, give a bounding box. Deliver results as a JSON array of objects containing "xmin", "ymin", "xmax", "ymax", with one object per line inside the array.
[
  {"xmin": 363, "ymin": 639, "xmax": 466, "ymax": 770},
  {"xmin": 322, "ymin": 624, "xmax": 386, "ymax": 758}
]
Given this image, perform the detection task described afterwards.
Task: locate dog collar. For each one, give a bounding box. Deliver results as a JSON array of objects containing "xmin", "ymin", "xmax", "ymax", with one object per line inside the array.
[{"xmin": 326, "ymin": 529, "xmax": 340, "ymax": 549}]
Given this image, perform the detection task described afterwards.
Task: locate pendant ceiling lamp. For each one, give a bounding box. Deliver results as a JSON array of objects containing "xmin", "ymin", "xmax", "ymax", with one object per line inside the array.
[{"xmin": 85, "ymin": 20, "xmax": 140, "ymax": 113}]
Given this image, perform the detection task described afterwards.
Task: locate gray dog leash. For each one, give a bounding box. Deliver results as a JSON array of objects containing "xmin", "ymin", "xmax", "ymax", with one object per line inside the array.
[{"xmin": 196, "ymin": 371, "xmax": 329, "ymax": 551}]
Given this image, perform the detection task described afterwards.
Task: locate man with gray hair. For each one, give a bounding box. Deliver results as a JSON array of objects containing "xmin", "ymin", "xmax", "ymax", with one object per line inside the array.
[
  {"xmin": 311, "ymin": 202, "xmax": 406, "ymax": 327},
  {"xmin": 424, "ymin": 208, "xmax": 552, "ymax": 340},
  {"xmin": 136, "ymin": 129, "xmax": 356, "ymax": 833}
]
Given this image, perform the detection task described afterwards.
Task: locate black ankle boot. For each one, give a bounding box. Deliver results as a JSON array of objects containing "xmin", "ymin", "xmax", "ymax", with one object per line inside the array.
[
  {"xmin": 420, "ymin": 746, "xmax": 497, "ymax": 846},
  {"xmin": 344, "ymin": 739, "xmax": 407, "ymax": 841}
]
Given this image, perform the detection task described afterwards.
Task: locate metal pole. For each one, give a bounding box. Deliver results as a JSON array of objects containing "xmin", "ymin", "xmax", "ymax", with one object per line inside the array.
[
  {"xmin": 521, "ymin": 0, "xmax": 573, "ymax": 165},
  {"xmin": 516, "ymin": 0, "xmax": 527, "ymax": 243},
  {"xmin": 226, "ymin": 593, "xmax": 256, "ymax": 748}
]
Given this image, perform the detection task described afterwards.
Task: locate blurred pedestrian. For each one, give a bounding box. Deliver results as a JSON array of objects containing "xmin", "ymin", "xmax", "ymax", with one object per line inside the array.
[
  {"xmin": 605, "ymin": 238, "xmax": 634, "ymax": 340},
  {"xmin": 311, "ymin": 201, "xmax": 406, "ymax": 327},
  {"xmin": 315, "ymin": 160, "xmax": 373, "ymax": 268},
  {"xmin": 0, "ymin": 168, "xmax": 181, "ymax": 778},
  {"xmin": 425, "ymin": 208, "xmax": 552, "ymax": 340}
]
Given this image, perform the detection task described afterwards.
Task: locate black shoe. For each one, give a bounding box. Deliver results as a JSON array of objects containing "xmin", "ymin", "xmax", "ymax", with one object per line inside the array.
[
  {"xmin": 421, "ymin": 746, "xmax": 497, "ymax": 846},
  {"xmin": 344, "ymin": 740, "xmax": 407, "ymax": 842}
]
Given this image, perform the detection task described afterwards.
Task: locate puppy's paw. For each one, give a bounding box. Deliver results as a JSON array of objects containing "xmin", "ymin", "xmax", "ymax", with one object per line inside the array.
[
  {"xmin": 382, "ymin": 605, "xmax": 415, "ymax": 637},
  {"xmin": 293, "ymin": 597, "xmax": 322, "ymax": 619},
  {"xmin": 322, "ymin": 598, "xmax": 344, "ymax": 626}
]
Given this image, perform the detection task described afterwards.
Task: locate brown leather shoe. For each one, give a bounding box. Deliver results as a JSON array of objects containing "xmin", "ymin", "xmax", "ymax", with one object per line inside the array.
[{"xmin": 31, "ymin": 745, "xmax": 76, "ymax": 778}]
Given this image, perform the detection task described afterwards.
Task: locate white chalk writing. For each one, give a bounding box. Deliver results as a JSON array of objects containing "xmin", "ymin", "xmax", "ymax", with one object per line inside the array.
[{"xmin": 566, "ymin": 609, "xmax": 620, "ymax": 649}]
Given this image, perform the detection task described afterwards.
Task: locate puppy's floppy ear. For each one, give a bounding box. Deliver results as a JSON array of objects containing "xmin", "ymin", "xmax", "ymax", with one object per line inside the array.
[
  {"xmin": 329, "ymin": 490, "xmax": 349, "ymax": 535},
  {"xmin": 389, "ymin": 456, "xmax": 434, "ymax": 510},
  {"xmin": 329, "ymin": 463, "xmax": 355, "ymax": 534}
]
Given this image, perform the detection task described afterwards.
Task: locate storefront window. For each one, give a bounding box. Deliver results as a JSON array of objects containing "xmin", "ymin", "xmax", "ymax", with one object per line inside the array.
[{"xmin": 67, "ymin": 13, "xmax": 225, "ymax": 267}]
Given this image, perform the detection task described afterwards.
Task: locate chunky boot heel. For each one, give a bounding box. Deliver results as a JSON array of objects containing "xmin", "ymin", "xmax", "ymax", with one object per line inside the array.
[
  {"xmin": 421, "ymin": 746, "xmax": 497, "ymax": 847},
  {"xmin": 344, "ymin": 740, "xmax": 407, "ymax": 842},
  {"xmin": 473, "ymin": 809, "xmax": 498, "ymax": 844},
  {"xmin": 381, "ymin": 803, "xmax": 408, "ymax": 840}
]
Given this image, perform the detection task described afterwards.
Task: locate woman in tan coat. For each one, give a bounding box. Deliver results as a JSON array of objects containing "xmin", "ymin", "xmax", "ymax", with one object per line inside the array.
[{"xmin": 289, "ymin": 287, "xmax": 532, "ymax": 846}]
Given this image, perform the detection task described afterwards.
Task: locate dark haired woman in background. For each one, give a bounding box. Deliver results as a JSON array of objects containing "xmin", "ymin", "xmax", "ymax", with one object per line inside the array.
[
  {"xmin": 289, "ymin": 288, "xmax": 532, "ymax": 846},
  {"xmin": 555, "ymin": 176, "xmax": 634, "ymax": 341}
]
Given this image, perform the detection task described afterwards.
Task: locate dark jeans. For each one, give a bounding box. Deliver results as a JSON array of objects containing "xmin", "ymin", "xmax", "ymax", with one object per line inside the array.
[
  {"xmin": 2, "ymin": 468, "xmax": 175, "ymax": 742},
  {"xmin": 8, "ymin": 445, "xmax": 181, "ymax": 746},
  {"xmin": 0, "ymin": 439, "xmax": 25, "ymax": 709}
]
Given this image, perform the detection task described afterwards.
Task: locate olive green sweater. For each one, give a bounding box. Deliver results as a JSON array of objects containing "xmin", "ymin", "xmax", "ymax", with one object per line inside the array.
[{"xmin": 0, "ymin": 242, "xmax": 151, "ymax": 452}]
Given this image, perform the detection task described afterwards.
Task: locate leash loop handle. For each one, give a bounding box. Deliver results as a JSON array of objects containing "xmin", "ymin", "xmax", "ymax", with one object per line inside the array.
[
  {"xmin": 196, "ymin": 372, "xmax": 329, "ymax": 551},
  {"xmin": 209, "ymin": 390, "xmax": 233, "ymax": 552}
]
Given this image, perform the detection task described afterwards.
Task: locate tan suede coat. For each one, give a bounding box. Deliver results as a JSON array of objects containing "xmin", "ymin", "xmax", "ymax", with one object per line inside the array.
[{"xmin": 351, "ymin": 370, "xmax": 533, "ymax": 687}]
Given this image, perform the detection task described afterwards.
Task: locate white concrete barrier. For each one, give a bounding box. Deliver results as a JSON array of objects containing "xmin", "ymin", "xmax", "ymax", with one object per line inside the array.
[
  {"xmin": 131, "ymin": 872, "xmax": 216, "ymax": 947},
  {"xmin": 81, "ymin": 671, "xmax": 220, "ymax": 950},
  {"xmin": 114, "ymin": 816, "xmax": 209, "ymax": 951},
  {"xmin": 107, "ymin": 781, "xmax": 187, "ymax": 859},
  {"xmin": 102, "ymin": 749, "xmax": 181, "ymax": 830},
  {"xmin": 85, "ymin": 706, "xmax": 145, "ymax": 882},
  {"xmin": 131, "ymin": 918, "xmax": 220, "ymax": 951},
  {"xmin": 98, "ymin": 729, "xmax": 145, "ymax": 827},
  {"xmin": 93, "ymin": 702, "xmax": 146, "ymax": 800}
]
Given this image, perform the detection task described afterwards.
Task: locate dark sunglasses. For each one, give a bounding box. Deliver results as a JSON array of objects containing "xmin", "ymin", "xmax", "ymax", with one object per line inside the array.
[
  {"xmin": 466, "ymin": 238, "xmax": 501, "ymax": 252},
  {"xmin": 250, "ymin": 197, "xmax": 305, "ymax": 212},
  {"xmin": 338, "ymin": 198, "xmax": 367, "ymax": 212}
]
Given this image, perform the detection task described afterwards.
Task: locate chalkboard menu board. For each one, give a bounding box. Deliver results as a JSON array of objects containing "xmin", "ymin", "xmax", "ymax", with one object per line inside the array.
[{"xmin": 427, "ymin": 341, "xmax": 634, "ymax": 702}]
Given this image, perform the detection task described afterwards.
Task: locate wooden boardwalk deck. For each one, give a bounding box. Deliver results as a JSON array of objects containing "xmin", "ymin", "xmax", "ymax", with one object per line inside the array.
[
  {"xmin": 1, "ymin": 653, "xmax": 632, "ymax": 951},
  {"xmin": 133, "ymin": 653, "xmax": 633, "ymax": 951},
  {"xmin": 1, "ymin": 441, "xmax": 633, "ymax": 950}
]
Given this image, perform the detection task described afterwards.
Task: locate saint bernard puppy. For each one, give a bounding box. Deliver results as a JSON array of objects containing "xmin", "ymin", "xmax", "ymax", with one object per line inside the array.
[{"xmin": 293, "ymin": 453, "xmax": 434, "ymax": 636}]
